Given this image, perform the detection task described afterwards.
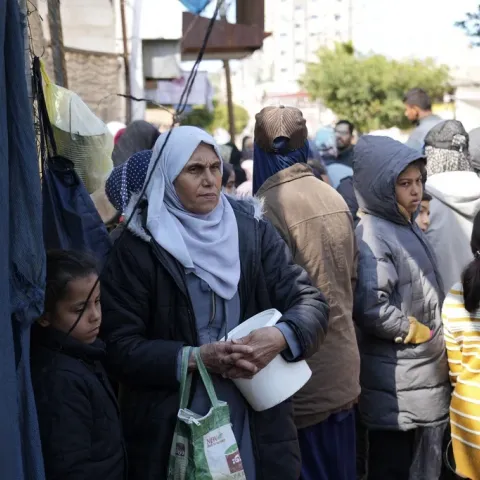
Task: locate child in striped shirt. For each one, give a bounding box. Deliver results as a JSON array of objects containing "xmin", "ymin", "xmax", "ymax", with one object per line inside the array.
[{"xmin": 443, "ymin": 210, "xmax": 480, "ymax": 480}]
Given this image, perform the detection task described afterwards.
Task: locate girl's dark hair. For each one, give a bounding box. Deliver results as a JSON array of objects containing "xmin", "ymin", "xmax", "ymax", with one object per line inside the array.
[
  {"xmin": 463, "ymin": 211, "xmax": 480, "ymax": 312},
  {"xmin": 222, "ymin": 162, "xmax": 234, "ymax": 187},
  {"xmin": 422, "ymin": 191, "xmax": 432, "ymax": 202},
  {"xmin": 45, "ymin": 250, "xmax": 98, "ymax": 313}
]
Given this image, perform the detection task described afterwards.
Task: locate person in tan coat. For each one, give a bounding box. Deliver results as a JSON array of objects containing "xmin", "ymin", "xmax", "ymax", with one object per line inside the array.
[{"xmin": 254, "ymin": 106, "xmax": 360, "ymax": 480}]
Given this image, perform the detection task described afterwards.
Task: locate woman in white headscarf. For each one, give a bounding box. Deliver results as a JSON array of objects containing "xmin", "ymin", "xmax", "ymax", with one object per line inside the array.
[{"xmin": 100, "ymin": 126, "xmax": 329, "ymax": 480}]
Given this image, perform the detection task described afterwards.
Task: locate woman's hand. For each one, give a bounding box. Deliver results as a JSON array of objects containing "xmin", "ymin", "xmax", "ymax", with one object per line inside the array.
[
  {"xmin": 193, "ymin": 341, "xmax": 255, "ymax": 376},
  {"xmin": 224, "ymin": 327, "xmax": 287, "ymax": 379}
]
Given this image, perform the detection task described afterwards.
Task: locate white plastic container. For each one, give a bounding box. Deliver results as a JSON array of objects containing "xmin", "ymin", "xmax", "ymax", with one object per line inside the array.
[{"xmin": 224, "ymin": 309, "xmax": 312, "ymax": 412}]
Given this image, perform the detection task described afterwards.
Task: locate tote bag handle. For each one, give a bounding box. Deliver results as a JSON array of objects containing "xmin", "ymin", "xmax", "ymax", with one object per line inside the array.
[{"xmin": 179, "ymin": 347, "xmax": 220, "ymax": 410}]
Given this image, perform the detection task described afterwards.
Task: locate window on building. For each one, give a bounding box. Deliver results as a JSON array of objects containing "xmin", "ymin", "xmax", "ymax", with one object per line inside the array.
[
  {"xmin": 295, "ymin": 5, "xmax": 302, "ymax": 10},
  {"xmin": 280, "ymin": 67, "xmax": 288, "ymax": 73},
  {"xmin": 280, "ymin": 32, "xmax": 288, "ymax": 37},
  {"xmin": 310, "ymin": 14, "xmax": 318, "ymax": 19},
  {"xmin": 334, "ymin": 14, "xmax": 341, "ymax": 21},
  {"xmin": 295, "ymin": 23, "xmax": 301, "ymax": 28},
  {"xmin": 295, "ymin": 41, "xmax": 302, "ymax": 46}
]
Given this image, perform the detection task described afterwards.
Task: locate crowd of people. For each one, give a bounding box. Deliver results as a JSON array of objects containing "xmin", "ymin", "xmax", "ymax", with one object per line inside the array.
[{"xmin": 29, "ymin": 89, "xmax": 480, "ymax": 480}]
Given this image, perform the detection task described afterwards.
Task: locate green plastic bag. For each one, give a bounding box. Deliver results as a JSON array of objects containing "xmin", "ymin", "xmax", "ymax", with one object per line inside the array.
[{"xmin": 168, "ymin": 348, "xmax": 246, "ymax": 480}]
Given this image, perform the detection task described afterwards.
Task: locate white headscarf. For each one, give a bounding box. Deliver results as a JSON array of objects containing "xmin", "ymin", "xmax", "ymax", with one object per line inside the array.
[{"xmin": 145, "ymin": 126, "xmax": 240, "ymax": 300}]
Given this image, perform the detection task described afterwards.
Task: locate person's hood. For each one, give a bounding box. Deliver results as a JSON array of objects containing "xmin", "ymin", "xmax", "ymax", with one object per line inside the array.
[
  {"xmin": 469, "ymin": 127, "xmax": 480, "ymax": 172},
  {"xmin": 427, "ymin": 171, "xmax": 480, "ymax": 220},
  {"xmin": 111, "ymin": 120, "xmax": 160, "ymax": 167},
  {"xmin": 353, "ymin": 135, "xmax": 424, "ymax": 224}
]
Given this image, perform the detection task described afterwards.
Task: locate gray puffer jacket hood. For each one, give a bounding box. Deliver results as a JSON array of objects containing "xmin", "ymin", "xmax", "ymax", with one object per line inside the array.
[
  {"xmin": 354, "ymin": 135, "xmax": 424, "ymax": 224},
  {"xmin": 353, "ymin": 135, "xmax": 450, "ymax": 430}
]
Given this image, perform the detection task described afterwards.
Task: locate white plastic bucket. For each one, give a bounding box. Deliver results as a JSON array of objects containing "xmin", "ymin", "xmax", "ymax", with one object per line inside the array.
[{"xmin": 225, "ymin": 309, "xmax": 312, "ymax": 412}]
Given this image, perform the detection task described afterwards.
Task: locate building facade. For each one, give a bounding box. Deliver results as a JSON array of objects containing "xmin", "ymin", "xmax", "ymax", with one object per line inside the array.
[
  {"xmin": 264, "ymin": 0, "xmax": 352, "ymax": 84},
  {"xmin": 32, "ymin": 0, "xmax": 124, "ymax": 123}
]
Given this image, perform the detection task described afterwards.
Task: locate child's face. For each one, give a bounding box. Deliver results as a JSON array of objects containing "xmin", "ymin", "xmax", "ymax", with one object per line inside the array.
[
  {"xmin": 44, "ymin": 274, "xmax": 101, "ymax": 344},
  {"xmin": 416, "ymin": 200, "xmax": 431, "ymax": 232},
  {"xmin": 395, "ymin": 164, "xmax": 423, "ymax": 215}
]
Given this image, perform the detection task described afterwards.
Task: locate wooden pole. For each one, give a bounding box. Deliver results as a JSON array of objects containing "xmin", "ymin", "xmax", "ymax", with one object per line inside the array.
[
  {"xmin": 220, "ymin": 4, "xmax": 235, "ymax": 143},
  {"xmin": 120, "ymin": 0, "xmax": 132, "ymax": 124},
  {"xmin": 47, "ymin": 0, "xmax": 68, "ymax": 88},
  {"xmin": 223, "ymin": 58, "xmax": 236, "ymax": 143}
]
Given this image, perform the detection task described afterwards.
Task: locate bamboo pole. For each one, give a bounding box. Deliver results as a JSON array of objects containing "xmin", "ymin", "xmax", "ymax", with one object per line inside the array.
[
  {"xmin": 47, "ymin": 0, "xmax": 68, "ymax": 88},
  {"xmin": 120, "ymin": 0, "xmax": 132, "ymax": 123}
]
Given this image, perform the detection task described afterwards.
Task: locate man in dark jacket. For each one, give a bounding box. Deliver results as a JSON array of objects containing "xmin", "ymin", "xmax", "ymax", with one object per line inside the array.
[{"xmin": 324, "ymin": 120, "xmax": 355, "ymax": 168}]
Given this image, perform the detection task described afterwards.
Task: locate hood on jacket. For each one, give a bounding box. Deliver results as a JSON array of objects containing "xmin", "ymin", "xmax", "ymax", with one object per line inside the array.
[
  {"xmin": 469, "ymin": 127, "xmax": 480, "ymax": 173},
  {"xmin": 426, "ymin": 171, "xmax": 480, "ymax": 220},
  {"xmin": 353, "ymin": 135, "xmax": 424, "ymax": 224}
]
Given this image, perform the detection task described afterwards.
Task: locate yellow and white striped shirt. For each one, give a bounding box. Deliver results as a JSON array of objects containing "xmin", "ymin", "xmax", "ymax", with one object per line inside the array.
[{"xmin": 443, "ymin": 282, "xmax": 480, "ymax": 480}]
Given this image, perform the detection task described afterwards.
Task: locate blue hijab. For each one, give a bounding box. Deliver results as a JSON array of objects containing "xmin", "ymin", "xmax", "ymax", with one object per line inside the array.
[{"xmin": 253, "ymin": 138, "xmax": 310, "ymax": 194}]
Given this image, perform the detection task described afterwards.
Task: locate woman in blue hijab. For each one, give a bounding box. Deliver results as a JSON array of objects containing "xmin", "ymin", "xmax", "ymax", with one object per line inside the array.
[{"xmin": 101, "ymin": 126, "xmax": 328, "ymax": 479}]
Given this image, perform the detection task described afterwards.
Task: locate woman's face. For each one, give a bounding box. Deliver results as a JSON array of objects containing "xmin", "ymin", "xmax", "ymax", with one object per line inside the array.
[{"xmin": 174, "ymin": 143, "xmax": 222, "ymax": 214}]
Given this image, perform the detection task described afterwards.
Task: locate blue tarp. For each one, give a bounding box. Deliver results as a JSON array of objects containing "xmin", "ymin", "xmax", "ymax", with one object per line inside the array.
[
  {"xmin": 178, "ymin": 0, "xmax": 211, "ymax": 14},
  {"xmin": 0, "ymin": 0, "xmax": 46, "ymax": 478}
]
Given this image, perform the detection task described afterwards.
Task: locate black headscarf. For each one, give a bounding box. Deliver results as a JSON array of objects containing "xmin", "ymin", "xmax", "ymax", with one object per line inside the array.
[{"xmin": 111, "ymin": 120, "xmax": 160, "ymax": 167}]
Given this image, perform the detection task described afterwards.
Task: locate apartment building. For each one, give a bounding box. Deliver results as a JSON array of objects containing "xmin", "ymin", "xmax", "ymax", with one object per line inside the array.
[{"xmin": 264, "ymin": 0, "xmax": 352, "ymax": 84}]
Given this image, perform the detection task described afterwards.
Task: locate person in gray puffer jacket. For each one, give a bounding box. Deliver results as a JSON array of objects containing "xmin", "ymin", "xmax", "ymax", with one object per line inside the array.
[{"xmin": 353, "ymin": 135, "xmax": 450, "ymax": 480}]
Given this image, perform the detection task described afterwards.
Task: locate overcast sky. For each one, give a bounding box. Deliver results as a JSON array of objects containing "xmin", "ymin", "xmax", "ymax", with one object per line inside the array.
[{"xmin": 142, "ymin": 0, "xmax": 480, "ymax": 70}]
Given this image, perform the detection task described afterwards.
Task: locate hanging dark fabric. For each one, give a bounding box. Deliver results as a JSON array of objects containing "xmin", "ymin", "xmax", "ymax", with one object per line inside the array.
[
  {"xmin": 0, "ymin": 1, "xmax": 46, "ymax": 478},
  {"xmin": 33, "ymin": 58, "xmax": 112, "ymax": 265}
]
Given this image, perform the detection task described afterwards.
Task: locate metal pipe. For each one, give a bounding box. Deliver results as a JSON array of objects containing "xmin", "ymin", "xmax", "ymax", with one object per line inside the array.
[
  {"xmin": 120, "ymin": 0, "xmax": 132, "ymax": 123},
  {"xmin": 47, "ymin": 0, "xmax": 68, "ymax": 88}
]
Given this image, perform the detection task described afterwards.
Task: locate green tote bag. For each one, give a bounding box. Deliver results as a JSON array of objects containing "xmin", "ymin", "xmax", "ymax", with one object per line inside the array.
[{"xmin": 167, "ymin": 347, "xmax": 246, "ymax": 480}]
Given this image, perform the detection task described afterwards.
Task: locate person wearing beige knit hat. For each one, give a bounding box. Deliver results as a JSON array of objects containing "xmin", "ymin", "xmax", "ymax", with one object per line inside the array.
[{"xmin": 255, "ymin": 106, "xmax": 360, "ymax": 480}]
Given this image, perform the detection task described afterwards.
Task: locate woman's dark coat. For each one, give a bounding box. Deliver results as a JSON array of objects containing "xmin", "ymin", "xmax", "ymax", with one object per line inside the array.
[{"xmin": 100, "ymin": 196, "xmax": 329, "ymax": 480}]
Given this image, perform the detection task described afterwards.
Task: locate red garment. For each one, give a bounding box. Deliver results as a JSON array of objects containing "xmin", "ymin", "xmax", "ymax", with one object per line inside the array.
[{"xmin": 114, "ymin": 128, "xmax": 126, "ymax": 145}]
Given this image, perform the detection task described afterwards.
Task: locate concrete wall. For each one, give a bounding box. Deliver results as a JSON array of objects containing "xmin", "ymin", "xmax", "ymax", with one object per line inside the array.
[
  {"xmin": 32, "ymin": 0, "xmax": 124, "ymax": 122},
  {"xmin": 37, "ymin": 0, "xmax": 117, "ymax": 53}
]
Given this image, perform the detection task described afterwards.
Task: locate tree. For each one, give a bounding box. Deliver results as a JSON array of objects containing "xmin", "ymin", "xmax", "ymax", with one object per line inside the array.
[
  {"xmin": 180, "ymin": 100, "xmax": 249, "ymax": 135},
  {"xmin": 456, "ymin": 5, "xmax": 480, "ymax": 45},
  {"xmin": 300, "ymin": 43, "xmax": 450, "ymax": 133}
]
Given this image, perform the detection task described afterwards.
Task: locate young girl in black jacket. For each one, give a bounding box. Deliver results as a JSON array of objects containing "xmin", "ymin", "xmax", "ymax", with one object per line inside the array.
[{"xmin": 31, "ymin": 250, "xmax": 125, "ymax": 480}]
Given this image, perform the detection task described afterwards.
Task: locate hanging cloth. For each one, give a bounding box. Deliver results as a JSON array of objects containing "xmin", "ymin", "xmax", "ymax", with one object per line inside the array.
[{"xmin": 33, "ymin": 58, "xmax": 111, "ymax": 265}]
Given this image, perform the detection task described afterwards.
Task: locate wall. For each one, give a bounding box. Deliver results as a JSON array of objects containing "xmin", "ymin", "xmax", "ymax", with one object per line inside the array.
[
  {"xmin": 37, "ymin": 0, "xmax": 116, "ymax": 53},
  {"xmin": 33, "ymin": 0, "xmax": 124, "ymax": 122}
]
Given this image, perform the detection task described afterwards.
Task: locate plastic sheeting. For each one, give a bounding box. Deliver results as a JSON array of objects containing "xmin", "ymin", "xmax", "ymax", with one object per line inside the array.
[{"xmin": 0, "ymin": 0, "xmax": 46, "ymax": 478}]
